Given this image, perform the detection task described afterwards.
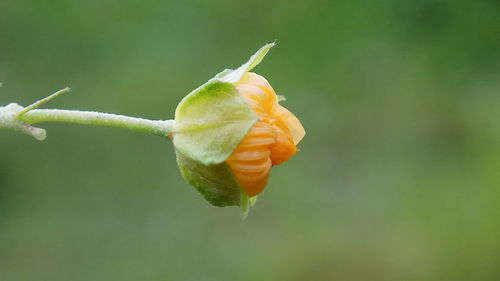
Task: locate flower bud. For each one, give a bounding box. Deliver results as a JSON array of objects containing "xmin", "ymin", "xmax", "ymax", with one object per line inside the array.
[{"xmin": 173, "ymin": 43, "xmax": 304, "ymax": 209}]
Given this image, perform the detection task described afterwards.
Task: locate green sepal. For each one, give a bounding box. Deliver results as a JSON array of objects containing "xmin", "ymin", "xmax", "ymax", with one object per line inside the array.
[
  {"xmin": 174, "ymin": 81, "xmax": 257, "ymax": 166},
  {"xmin": 240, "ymin": 192, "xmax": 258, "ymax": 220},
  {"xmin": 249, "ymin": 196, "xmax": 258, "ymax": 207},
  {"xmin": 241, "ymin": 191, "xmax": 250, "ymax": 219},
  {"xmin": 217, "ymin": 42, "xmax": 275, "ymax": 83},
  {"xmin": 176, "ymin": 150, "xmax": 241, "ymax": 207}
]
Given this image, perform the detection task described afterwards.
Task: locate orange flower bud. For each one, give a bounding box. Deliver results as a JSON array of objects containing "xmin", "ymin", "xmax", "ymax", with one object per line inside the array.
[{"xmin": 173, "ymin": 43, "xmax": 305, "ymax": 211}]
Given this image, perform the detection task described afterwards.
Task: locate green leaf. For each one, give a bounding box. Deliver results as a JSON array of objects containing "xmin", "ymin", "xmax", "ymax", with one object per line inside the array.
[
  {"xmin": 174, "ymin": 81, "xmax": 258, "ymax": 166},
  {"xmin": 176, "ymin": 150, "xmax": 241, "ymax": 207}
]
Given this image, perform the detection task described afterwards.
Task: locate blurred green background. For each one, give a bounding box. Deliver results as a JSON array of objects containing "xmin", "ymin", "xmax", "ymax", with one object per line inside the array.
[{"xmin": 1, "ymin": 0, "xmax": 500, "ymax": 280}]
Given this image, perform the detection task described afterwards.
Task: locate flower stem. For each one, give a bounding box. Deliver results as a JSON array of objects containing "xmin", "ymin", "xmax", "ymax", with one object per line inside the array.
[
  {"xmin": 0, "ymin": 88, "xmax": 175, "ymax": 140},
  {"xmin": 19, "ymin": 109, "xmax": 174, "ymax": 137}
]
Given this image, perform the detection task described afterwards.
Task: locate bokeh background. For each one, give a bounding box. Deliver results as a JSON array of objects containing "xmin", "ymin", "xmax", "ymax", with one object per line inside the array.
[{"xmin": 1, "ymin": 0, "xmax": 500, "ymax": 280}]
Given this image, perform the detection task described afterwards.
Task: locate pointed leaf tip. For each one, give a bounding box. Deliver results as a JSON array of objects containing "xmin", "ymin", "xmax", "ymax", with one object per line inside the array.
[
  {"xmin": 245, "ymin": 42, "xmax": 275, "ymax": 72},
  {"xmin": 220, "ymin": 43, "xmax": 275, "ymax": 83}
]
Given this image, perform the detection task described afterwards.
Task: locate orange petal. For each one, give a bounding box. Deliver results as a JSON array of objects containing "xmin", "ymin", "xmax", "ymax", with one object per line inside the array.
[
  {"xmin": 228, "ymin": 72, "xmax": 305, "ymax": 196},
  {"xmin": 274, "ymin": 105, "xmax": 305, "ymax": 145}
]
